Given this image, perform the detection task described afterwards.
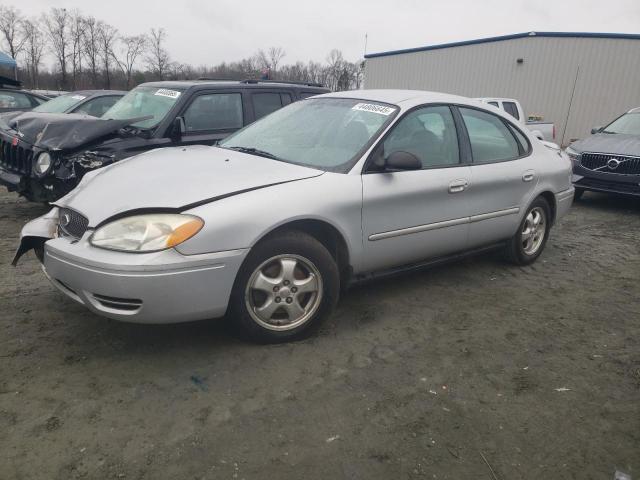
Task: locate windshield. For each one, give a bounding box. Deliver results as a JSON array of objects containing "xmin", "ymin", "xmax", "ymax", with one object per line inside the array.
[
  {"xmin": 32, "ymin": 93, "xmax": 87, "ymax": 113},
  {"xmin": 602, "ymin": 112, "xmax": 640, "ymax": 135},
  {"xmin": 220, "ymin": 98, "xmax": 397, "ymax": 172},
  {"xmin": 102, "ymin": 86, "xmax": 183, "ymax": 129}
]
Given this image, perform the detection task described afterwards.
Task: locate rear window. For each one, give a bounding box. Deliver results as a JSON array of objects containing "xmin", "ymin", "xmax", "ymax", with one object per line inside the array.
[
  {"xmin": 503, "ymin": 101, "xmax": 520, "ymax": 120},
  {"xmin": 252, "ymin": 93, "xmax": 283, "ymax": 120}
]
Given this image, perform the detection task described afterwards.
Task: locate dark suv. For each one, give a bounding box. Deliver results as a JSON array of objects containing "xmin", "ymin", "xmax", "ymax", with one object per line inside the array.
[{"xmin": 0, "ymin": 79, "xmax": 328, "ymax": 202}]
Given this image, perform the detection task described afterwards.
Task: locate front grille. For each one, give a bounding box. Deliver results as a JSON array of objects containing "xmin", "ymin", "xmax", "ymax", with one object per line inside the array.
[
  {"xmin": 581, "ymin": 153, "xmax": 640, "ymax": 175},
  {"xmin": 0, "ymin": 137, "xmax": 34, "ymax": 174},
  {"xmin": 58, "ymin": 208, "xmax": 89, "ymax": 239}
]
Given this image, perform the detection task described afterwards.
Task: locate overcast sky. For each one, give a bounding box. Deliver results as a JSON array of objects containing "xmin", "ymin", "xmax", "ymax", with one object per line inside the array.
[{"xmin": 9, "ymin": 0, "xmax": 640, "ymax": 66}]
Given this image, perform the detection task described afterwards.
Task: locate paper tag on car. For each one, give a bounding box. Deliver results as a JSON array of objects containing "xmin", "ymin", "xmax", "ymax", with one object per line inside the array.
[
  {"xmin": 154, "ymin": 89, "xmax": 181, "ymax": 99},
  {"xmin": 352, "ymin": 103, "xmax": 396, "ymax": 115},
  {"xmin": 71, "ymin": 95, "xmax": 86, "ymax": 100}
]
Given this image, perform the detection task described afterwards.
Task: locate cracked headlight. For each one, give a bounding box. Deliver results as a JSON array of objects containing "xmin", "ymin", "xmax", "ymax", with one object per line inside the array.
[
  {"xmin": 34, "ymin": 152, "xmax": 53, "ymax": 176},
  {"xmin": 90, "ymin": 214, "xmax": 204, "ymax": 253}
]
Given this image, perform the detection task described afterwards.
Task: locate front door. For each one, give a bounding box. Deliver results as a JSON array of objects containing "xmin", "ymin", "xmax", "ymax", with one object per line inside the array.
[{"xmin": 361, "ymin": 105, "xmax": 472, "ymax": 273}]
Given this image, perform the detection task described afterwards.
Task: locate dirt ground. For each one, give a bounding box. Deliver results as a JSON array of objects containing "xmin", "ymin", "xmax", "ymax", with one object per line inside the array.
[{"xmin": 1, "ymin": 188, "xmax": 639, "ymax": 480}]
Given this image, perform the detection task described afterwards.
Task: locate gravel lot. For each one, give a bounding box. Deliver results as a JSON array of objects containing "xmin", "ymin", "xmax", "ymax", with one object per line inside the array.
[{"xmin": 1, "ymin": 188, "xmax": 639, "ymax": 479}]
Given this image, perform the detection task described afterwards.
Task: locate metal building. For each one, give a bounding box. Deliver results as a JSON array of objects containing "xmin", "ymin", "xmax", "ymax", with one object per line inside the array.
[{"xmin": 364, "ymin": 32, "xmax": 640, "ymax": 145}]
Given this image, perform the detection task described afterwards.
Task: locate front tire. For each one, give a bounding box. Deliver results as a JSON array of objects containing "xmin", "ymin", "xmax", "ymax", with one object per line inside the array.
[
  {"xmin": 504, "ymin": 197, "xmax": 551, "ymax": 266},
  {"xmin": 229, "ymin": 230, "xmax": 339, "ymax": 343}
]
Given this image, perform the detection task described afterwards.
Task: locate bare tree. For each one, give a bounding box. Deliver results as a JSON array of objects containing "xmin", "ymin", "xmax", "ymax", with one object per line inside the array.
[
  {"xmin": 43, "ymin": 8, "xmax": 70, "ymax": 89},
  {"xmin": 69, "ymin": 10, "xmax": 85, "ymax": 89},
  {"xmin": 22, "ymin": 18, "xmax": 45, "ymax": 87},
  {"xmin": 145, "ymin": 28, "xmax": 170, "ymax": 80},
  {"xmin": 82, "ymin": 16, "xmax": 100, "ymax": 88},
  {"xmin": 268, "ymin": 46, "xmax": 285, "ymax": 75},
  {"xmin": 0, "ymin": 5, "xmax": 26, "ymax": 61},
  {"xmin": 97, "ymin": 21, "xmax": 118, "ymax": 88},
  {"xmin": 113, "ymin": 34, "xmax": 147, "ymax": 88}
]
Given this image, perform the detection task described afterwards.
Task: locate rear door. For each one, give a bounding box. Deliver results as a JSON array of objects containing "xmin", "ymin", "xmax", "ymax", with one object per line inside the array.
[
  {"xmin": 178, "ymin": 90, "xmax": 246, "ymax": 145},
  {"xmin": 456, "ymin": 106, "xmax": 537, "ymax": 247},
  {"xmin": 248, "ymin": 90, "xmax": 292, "ymax": 123},
  {"xmin": 361, "ymin": 105, "xmax": 472, "ymax": 272}
]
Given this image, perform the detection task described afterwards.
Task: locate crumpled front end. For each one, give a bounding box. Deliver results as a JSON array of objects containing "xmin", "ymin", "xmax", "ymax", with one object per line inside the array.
[{"xmin": 12, "ymin": 207, "xmax": 59, "ymax": 265}]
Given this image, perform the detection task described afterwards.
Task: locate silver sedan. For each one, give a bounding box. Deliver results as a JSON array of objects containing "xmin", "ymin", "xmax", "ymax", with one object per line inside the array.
[{"xmin": 14, "ymin": 90, "xmax": 574, "ymax": 342}]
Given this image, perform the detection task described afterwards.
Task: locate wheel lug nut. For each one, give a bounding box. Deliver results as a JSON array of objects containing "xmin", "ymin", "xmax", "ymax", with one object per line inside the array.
[
  {"xmin": 291, "ymin": 287, "xmax": 297, "ymax": 293},
  {"xmin": 286, "ymin": 297, "xmax": 293, "ymax": 304},
  {"xmin": 275, "ymin": 297, "xmax": 281, "ymax": 303},
  {"xmin": 283, "ymin": 280, "xmax": 290, "ymax": 286},
  {"xmin": 273, "ymin": 286, "xmax": 279, "ymax": 292}
]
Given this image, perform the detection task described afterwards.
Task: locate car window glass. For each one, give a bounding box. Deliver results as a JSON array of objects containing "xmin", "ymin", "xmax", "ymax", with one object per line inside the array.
[
  {"xmin": 603, "ymin": 112, "xmax": 640, "ymax": 135},
  {"xmin": 488, "ymin": 101, "xmax": 499, "ymax": 107},
  {"xmin": 460, "ymin": 107, "xmax": 520, "ymax": 163},
  {"xmin": 382, "ymin": 105, "xmax": 460, "ymax": 168},
  {"xmin": 503, "ymin": 101, "xmax": 520, "ymax": 120},
  {"xmin": 281, "ymin": 93, "xmax": 292, "ymax": 106},
  {"xmin": 253, "ymin": 93, "xmax": 283, "ymax": 120},
  {"xmin": 0, "ymin": 91, "xmax": 33, "ymax": 109},
  {"xmin": 75, "ymin": 96, "xmax": 121, "ymax": 117},
  {"xmin": 509, "ymin": 124, "xmax": 530, "ymax": 154},
  {"xmin": 183, "ymin": 93, "xmax": 243, "ymax": 131}
]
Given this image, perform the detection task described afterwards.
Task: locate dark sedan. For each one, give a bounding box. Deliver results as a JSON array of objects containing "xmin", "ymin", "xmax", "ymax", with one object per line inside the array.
[{"xmin": 567, "ymin": 107, "xmax": 640, "ymax": 199}]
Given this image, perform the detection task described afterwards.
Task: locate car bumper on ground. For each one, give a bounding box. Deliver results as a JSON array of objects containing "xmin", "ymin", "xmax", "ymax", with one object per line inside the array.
[{"xmin": 42, "ymin": 235, "xmax": 248, "ymax": 324}]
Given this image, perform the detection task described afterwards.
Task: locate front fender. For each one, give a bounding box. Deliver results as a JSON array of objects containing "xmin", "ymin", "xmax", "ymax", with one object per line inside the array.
[{"xmin": 12, "ymin": 207, "xmax": 59, "ymax": 266}]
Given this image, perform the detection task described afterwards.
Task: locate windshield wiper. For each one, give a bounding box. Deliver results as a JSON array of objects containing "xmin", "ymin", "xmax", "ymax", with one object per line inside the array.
[{"xmin": 225, "ymin": 146, "xmax": 282, "ymax": 160}]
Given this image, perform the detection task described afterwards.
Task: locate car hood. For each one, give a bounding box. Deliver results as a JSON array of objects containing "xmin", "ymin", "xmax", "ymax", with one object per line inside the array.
[
  {"xmin": 570, "ymin": 133, "xmax": 640, "ymax": 157},
  {"xmin": 56, "ymin": 145, "xmax": 324, "ymax": 226},
  {"xmin": 0, "ymin": 111, "xmax": 146, "ymax": 150}
]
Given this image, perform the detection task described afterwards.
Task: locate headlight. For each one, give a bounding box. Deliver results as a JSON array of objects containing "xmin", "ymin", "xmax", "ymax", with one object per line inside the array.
[
  {"xmin": 34, "ymin": 152, "xmax": 53, "ymax": 176},
  {"xmin": 90, "ymin": 214, "xmax": 204, "ymax": 252},
  {"xmin": 564, "ymin": 146, "xmax": 580, "ymax": 162}
]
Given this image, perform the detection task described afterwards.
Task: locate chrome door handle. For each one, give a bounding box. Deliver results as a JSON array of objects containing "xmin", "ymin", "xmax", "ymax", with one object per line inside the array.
[
  {"xmin": 522, "ymin": 172, "xmax": 535, "ymax": 182},
  {"xmin": 448, "ymin": 179, "xmax": 468, "ymax": 193}
]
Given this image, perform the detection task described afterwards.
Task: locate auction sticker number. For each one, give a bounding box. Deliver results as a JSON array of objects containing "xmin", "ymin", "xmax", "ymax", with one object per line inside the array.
[
  {"xmin": 154, "ymin": 89, "xmax": 181, "ymax": 99},
  {"xmin": 352, "ymin": 103, "xmax": 396, "ymax": 116}
]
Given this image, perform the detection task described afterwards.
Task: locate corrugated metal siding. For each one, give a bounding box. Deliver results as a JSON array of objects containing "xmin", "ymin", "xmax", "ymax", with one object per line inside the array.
[{"xmin": 364, "ymin": 37, "xmax": 640, "ymax": 145}]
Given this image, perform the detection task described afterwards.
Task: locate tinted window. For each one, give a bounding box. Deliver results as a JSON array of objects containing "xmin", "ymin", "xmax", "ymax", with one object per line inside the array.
[
  {"xmin": 508, "ymin": 124, "xmax": 531, "ymax": 154},
  {"xmin": 74, "ymin": 96, "xmax": 121, "ymax": 117},
  {"xmin": 460, "ymin": 107, "xmax": 520, "ymax": 163},
  {"xmin": 281, "ymin": 93, "xmax": 292, "ymax": 106},
  {"xmin": 253, "ymin": 93, "xmax": 283, "ymax": 120},
  {"xmin": 488, "ymin": 101, "xmax": 499, "ymax": 107},
  {"xmin": 382, "ymin": 105, "xmax": 459, "ymax": 168},
  {"xmin": 0, "ymin": 91, "xmax": 34, "ymax": 109},
  {"xmin": 503, "ymin": 101, "xmax": 520, "ymax": 120},
  {"xmin": 183, "ymin": 93, "xmax": 243, "ymax": 131}
]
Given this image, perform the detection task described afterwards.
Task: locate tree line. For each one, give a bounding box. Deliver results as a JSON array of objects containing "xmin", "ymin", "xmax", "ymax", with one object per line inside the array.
[{"xmin": 0, "ymin": 5, "xmax": 363, "ymax": 92}]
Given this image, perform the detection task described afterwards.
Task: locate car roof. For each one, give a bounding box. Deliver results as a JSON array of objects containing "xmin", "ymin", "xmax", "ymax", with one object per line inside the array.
[
  {"xmin": 63, "ymin": 90, "xmax": 126, "ymax": 97},
  {"xmin": 318, "ymin": 89, "xmax": 479, "ymax": 108},
  {"xmin": 137, "ymin": 80, "xmax": 329, "ymax": 92},
  {"xmin": 628, "ymin": 107, "xmax": 640, "ymax": 113}
]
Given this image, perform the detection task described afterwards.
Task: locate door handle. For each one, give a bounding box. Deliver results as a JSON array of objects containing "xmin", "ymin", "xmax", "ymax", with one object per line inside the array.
[
  {"xmin": 522, "ymin": 171, "xmax": 535, "ymax": 182},
  {"xmin": 448, "ymin": 179, "xmax": 468, "ymax": 194}
]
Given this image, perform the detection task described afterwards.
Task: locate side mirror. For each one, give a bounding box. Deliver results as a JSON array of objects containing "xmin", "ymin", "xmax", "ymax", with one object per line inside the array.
[
  {"xmin": 591, "ymin": 126, "xmax": 603, "ymax": 135},
  {"xmin": 385, "ymin": 151, "xmax": 422, "ymax": 171},
  {"xmin": 172, "ymin": 116, "xmax": 185, "ymax": 140}
]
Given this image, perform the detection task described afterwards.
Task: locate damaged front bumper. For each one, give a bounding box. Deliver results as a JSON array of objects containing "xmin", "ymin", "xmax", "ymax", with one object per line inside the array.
[{"xmin": 12, "ymin": 208, "xmax": 59, "ymax": 265}]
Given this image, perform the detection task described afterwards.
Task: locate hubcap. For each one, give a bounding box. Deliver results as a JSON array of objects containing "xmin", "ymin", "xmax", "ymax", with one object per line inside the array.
[
  {"xmin": 521, "ymin": 206, "xmax": 546, "ymax": 255},
  {"xmin": 245, "ymin": 254, "xmax": 323, "ymax": 331}
]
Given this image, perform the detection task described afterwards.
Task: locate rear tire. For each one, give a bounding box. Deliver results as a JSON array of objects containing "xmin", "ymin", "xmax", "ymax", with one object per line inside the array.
[
  {"xmin": 573, "ymin": 188, "xmax": 584, "ymax": 201},
  {"xmin": 504, "ymin": 197, "xmax": 551, "ymax": 266},
  {"xmin": 229, "ymin": 230, "xmax": 339, "ymax": 343}
]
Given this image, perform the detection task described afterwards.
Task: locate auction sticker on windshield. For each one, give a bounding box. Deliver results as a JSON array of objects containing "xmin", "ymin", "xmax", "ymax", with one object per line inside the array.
[
  {"xmin": 352, "ymin": 103, "xmax": 396, "ymax": 116},
  {"xmin": 71, "ymin": 95, "xmax": 87, "ymax": 100},
  {"xmin": 154, "ymin": 89, "xmax": 182, "ymax": 99}
]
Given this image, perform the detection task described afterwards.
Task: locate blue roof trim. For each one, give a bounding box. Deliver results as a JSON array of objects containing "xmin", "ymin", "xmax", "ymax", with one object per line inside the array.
[{"xmin": 364, "ymin": 31, "xmax": 640, "ymax": 59}]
